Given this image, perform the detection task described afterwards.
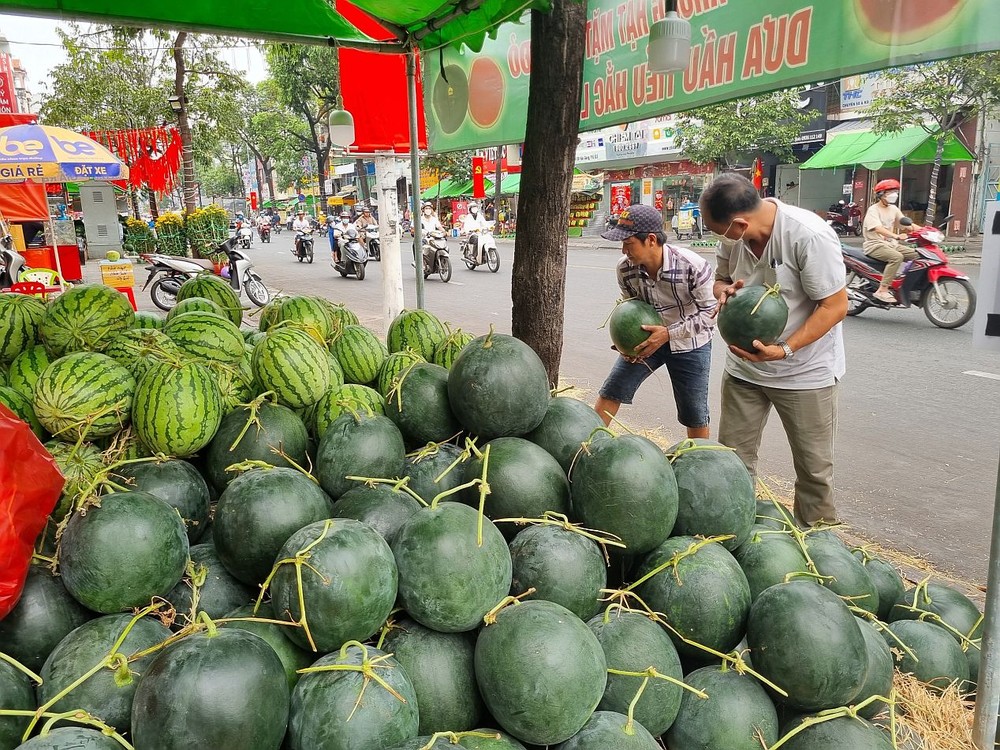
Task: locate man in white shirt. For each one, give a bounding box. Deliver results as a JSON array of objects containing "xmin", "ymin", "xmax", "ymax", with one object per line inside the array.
[
  {"xmin": 460, "ymin": 202, "xmax": 491, "ymax": 261},
  {"xmin": 701, "ymin": 173, "xmax": 848, "ymax": 526},
  {"xmin": 291, "ymin": 210, "xmax": 311, "ymax": 258},
  {"xmin": 862, "ymin": 178, "xmax": 921, "ymax": 304}
]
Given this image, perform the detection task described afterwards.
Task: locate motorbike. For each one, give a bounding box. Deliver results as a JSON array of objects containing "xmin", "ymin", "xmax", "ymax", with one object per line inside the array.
[
  {"xmin": 334, "ymin": 225, "xmax": 368, "ymax": 280},
  {"xmin": 273, "ymin": 220, "xmax": 282, "ymax": 235},
  {"xmin": 827, "ymin": 201, "xmax": 863, "ymax": 237},
  {"xmin": 258, "ymin": 223, "xmax": 271, "ymax": 243},
  {"xmin": 141, "ymin": 237, "xmax": 269, "ymax": 311},
  {"xmin": 363, "ymin": 224, "xmax": 380, "ymax": 262},
  {"xmin": 461, "ymin": 228, "xmax": 500, "ymax": 273},
  {"xmin": 0, "ymin": 242, "xmax": 26, "ymax": 288},
  {"xmin": 238, "ymin": 226, "xmax": 254, "ymax": 250},
  {"xmin": 421, "ymin": 230, "xmax": 452, "ymax": 283},
  {"xmin": 294, "ymin": 229, "xmax": 315, "ymax": 264},
  {"xmin": 842, "ymin": 216, "xmax": 976, "ymax": 329}
]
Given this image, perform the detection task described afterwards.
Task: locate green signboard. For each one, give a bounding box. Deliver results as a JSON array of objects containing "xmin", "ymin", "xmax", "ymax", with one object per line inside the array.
[{"xmin": 424, "ymin": 0, "xmax": 997, "ymax": 152}]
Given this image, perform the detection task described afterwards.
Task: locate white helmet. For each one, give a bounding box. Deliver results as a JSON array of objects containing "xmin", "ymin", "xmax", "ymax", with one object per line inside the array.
[{"xmin": 469, "ymin": 202, "xmax": 480, "ymax": 214}]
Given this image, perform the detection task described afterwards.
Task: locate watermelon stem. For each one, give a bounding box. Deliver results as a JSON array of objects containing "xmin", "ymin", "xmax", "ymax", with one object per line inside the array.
[
  {"xmin": 619, "ymin": 535, "xmax": 735, "ymax": 592},
  {"xmin": 610, "ymin": 666, "xmax": 708, "ymax": 736},
  {"xmin": 345, "ymin": 475, "xmax": 430, "ymax": 507},
  {"xmin": 227, "ymin": 392, "xmax": 276, "ymax": 452},
  {"xmin": 297, "ymin": 641, "xmax": 408, "ymax": 717},
  {"xmin": 749, "ymin": 283, "xmax": 782, "ymax": 317},
  {"xmin": 852, "ymin": 609, "xmax": 920, "ymax": 662},
  {"xmin": 493, "ymin": 511, "xmax": 626, "ymax": 563},
  {"xmin": 375, "ymin": 610, "xmax": 405, "ymax": 650},
  {"xmin": 483, "ymin": 589, "xmax": 536, "ymax": 625},
  {"xmin": 666, "ymin": 438, "xmax": 736, "ymax": 463},
  {"xmin": 766, "ymin": 691, "xmax": 897, "ymax": 750},
  {"xmin": 433, "ymin": 437, "xmax": 477, "ymax": 484},
  {"xmin": 0, "ymin": 651, "xmax": 42, "ymax": 685},
  {"xmin": 0, "ymin": 709, "xmax": 135, "ymax": 748},
  {"xmin": 420, "ymin": 732, "xmax": 502, "ymax": 750},
  {"xmin": 269, "ymin": 446, "xmax": 319, "ymax": 485}
]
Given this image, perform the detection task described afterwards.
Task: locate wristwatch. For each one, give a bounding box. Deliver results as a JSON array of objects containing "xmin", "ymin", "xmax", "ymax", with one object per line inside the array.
[{"xmin": 777, "ymin": 340, "xmax": 793, "ymax": 359}]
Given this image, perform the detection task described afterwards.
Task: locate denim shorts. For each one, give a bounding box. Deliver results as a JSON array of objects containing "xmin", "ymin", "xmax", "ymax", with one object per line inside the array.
[{"xmin": 599, "ymin": 341, "xmax": 712, "ymax": 427}]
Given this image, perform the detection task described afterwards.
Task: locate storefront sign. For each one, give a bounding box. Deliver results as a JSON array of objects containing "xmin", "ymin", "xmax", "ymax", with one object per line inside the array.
[
  {"xmin": 0, "ymin": 55, "xmax": 16, "ymax": 114},
  {"xmin": 425, "ymin": 0, "xmax": 997, "ymax": 152},
  {"xmin": 840, "ymin": 71, "xmax": 897, "ymax": 112}
]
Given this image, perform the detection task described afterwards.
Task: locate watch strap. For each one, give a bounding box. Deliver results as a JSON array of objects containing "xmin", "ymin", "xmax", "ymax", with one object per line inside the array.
[{"xmin": 777, "ymin": 340, "xmax": 793, "ymax": 359}]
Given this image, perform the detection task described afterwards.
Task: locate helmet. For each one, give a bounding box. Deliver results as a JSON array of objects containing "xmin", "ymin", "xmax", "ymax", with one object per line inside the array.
[
  {"xmin": 874, "ymin": 179, "xmax": 900, "ymax": 194},
  {"xmin": 361, "ymin": 205, "xmax": 371, "ymax": 212},
  {"xmin": 421, "ymin": 202, "xmax": 433, "ymax": 210},
  {"xmin": 296, "ymin": 210, "xmax": 305, "ymax": 215},
  {"xmin": 469, "ymin": 202, "xmax": 479, "ymax": 213}
]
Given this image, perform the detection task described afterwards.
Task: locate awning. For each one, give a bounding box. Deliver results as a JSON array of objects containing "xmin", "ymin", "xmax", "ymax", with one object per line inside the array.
[
  {"xmin": 336, "ymin": 185, "xmax": 358, "ymax": 197},
  {"xmin": 800, "ymin": 126, "xmax": 975, "ymax": 171},
  {"xmin": 500, "ymin": 173, "xmax": 521, "ymax": 195},
  {"xmin": 421, "ymin": 178, "xmax": 460, "ymax": 200}
]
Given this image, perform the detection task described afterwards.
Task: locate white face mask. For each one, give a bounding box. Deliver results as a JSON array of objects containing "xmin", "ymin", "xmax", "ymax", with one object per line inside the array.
[{"xmin": 884, "ymin": 192, "xmax": 899, "ymax": 204}]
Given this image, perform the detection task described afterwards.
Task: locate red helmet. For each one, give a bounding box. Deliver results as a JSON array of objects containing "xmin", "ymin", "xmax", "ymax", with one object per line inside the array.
[{"xmin": 874, "ymin": 179, "xmax": 900, "ymax": 194}]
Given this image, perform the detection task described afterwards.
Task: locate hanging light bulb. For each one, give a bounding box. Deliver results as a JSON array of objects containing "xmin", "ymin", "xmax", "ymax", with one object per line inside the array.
[
  {"xmin": 328, "ymin": 94, "xmax": 355, "ymax": 147},
  {"xmin": 647, "ymin": 0, "xmax": 691, "ymax": 73}
]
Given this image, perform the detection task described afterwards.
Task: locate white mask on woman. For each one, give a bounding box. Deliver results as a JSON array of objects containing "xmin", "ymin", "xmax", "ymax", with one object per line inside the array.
[{"xmin": 884, "ymin": 191, "xmax": 899, "ymax": 204}]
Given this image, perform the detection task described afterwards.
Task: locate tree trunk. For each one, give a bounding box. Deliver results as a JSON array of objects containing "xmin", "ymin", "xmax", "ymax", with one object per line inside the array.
[
  {"xmin": 264, "ymin": 160, "xmax": 277, "ymax": 204},
  {"xmin": 355, "ymin": 158, "xmax": 372, "ymax": 207},
  {"xmin": 317, "ymin": 145, "xmax": 330, "ymax": 205},
  {"xmin": 511, "ymin": 1, "xmax": 587, "ymax": 386},
  {"xmin": 172, "ymin": 33, "xmax": 198, "ymax": 216},
  {"xmin": 147, "ymin": 190, "xmax": 159, "ymax": 220},
  {"xmin": 129, "ymin": 187, "xmax": 141, "ymax": 219},
  {"xmin": 925, "ymin": 136, "xmax": 946, "ymax": 227}
]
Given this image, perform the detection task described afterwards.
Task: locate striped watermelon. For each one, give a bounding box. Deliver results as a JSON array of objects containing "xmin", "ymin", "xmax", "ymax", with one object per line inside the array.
[
  {"xmin": 432, "ymin": 329, "xmax": 475, "ymax": 369},
  {"xmin": 257, "ymin": 297, "xmax": 285, "ymax": 333},
  {"xmin": 271, "ymin": 295, "xmax": 336, "ymax": 343},
  {"xmin": 330, "ymin": 325, "xmax": 388, "ymax": 385},
  {"xmin": 7, "ymin": 345, "xmax": 53, "ymax": 399},
  {"xmin": 327, "ymin": 302, "xmax": 360, "ymax": 337},
  {"xmin": 387, "ymin": 309, "xmax": 448, "ymax": 361},
  {"xmin": 164, "ymin": 311, "xmax": 244, "ymax": 366},
  {"xmin": 133, "ymin": 311, "xmax": 165, "ymax": 330},
  {"xmin": 33, "ymin": 352, "xmax": 136, "ymax": 441},
  {"xmin": 40, "ymin": 285, "xmax": 135, "ymax": 356},
  {"xmin": 104, "ymin": 329, "xmax": 181, "ymax": 377},
  {"xmin": 314, "ymin": 383, "xmax": 386, "ymax": 439},
  {"xmin": 133, "ymin": 360, "xmax": 224, "ymax": 457},
  {"xmin": 327, "ymin": 353, "xmax": 345, "ymax": 388},
  {"xmin": 166, "ymin": 297, "xmax": 226, "ymax": 321},
  {"xmin": 244, "ymin": 330, "xmax": 267, "ymax": 348},
  {"xmin": 0, "ymin": 384, "xmax": 44, "ymax": 437},
  {"xmin": 0, "ymin": 293, "xmax": 46, "ymax": 362},
  {"xmin": 376, "ymin": 349, "xmax": 425, "ymax": 397},
  {"xmin": 252, "ymin": 327, "xmax": 331, "ymax": 408},
  {"xmin": 211, "ymin": 347, "xmax": 257, "ymax": 412},
  {"xmin": 44, "ymin": 440, "xmax": 105, "ymax": 519},
  {"xmin": 175, "ymin": 273, "xmax": 243, "ymax": 326},
  {"xmin": 0, "ymin": 361, "xmax": 6, "ymax": 385}
]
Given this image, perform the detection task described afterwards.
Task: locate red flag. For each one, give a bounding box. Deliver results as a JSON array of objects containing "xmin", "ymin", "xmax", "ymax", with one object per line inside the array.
[
  {"xmin": 472, "ymin": 156, "xmax": 486, "ymax": 199},
  {"xmin": 752, "ymin": 157, "xmax": 764, "ymax": 192}
]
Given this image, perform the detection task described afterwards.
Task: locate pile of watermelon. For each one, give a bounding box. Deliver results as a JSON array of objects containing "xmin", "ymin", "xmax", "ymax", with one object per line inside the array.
[{"xmin": 0, "ymin": 278, "xmax": 984, "ymax": 750}]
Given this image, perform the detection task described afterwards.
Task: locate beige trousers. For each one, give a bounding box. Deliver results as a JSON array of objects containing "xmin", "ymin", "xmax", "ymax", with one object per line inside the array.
[
  {"xmin": 863, "ymin": 239, "xmax": 919, "ymax": 286},
  {"xmin": 719, "ymin": 372, "xmax": 839, "ymax": 526}
]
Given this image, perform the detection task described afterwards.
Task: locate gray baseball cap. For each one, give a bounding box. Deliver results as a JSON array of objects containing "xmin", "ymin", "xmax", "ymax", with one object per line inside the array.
[{"xmin": 601, "ymin": 204, "xmax": 664, "ymax": 240}]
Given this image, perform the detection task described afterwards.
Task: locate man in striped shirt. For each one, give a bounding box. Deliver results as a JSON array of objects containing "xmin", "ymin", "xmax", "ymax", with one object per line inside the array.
[{"xmin": 595, "ymin": 204, "xmax": 717, "ymax": 438}]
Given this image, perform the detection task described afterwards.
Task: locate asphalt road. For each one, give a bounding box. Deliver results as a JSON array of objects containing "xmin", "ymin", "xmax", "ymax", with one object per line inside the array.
[{"xmin": 139, "ymin": 230, "xmax": 999, "ymax": 584}]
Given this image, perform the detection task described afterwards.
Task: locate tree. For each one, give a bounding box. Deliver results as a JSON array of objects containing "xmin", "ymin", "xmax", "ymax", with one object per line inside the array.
[
  {"xmin": 675, "ymin": 89, "xmax": 813, "ymax": 169},
  {"xmin": 868, "ymin": 54, "xmax": 1000, "ymax": 227},
  {"xmin": 511, "ymin": 1, "xmax": 588, "ymax": 385},
  {"xmin": 265, "ymin": 44, "xmax": 344, "ymax": 206},
  {"xmin": 423, "ymin": 150, "xmax": 476, "ymax": 208},
  {"xmin": 199, "ymin": 161, "xmax": 244, "ymax": 199}
]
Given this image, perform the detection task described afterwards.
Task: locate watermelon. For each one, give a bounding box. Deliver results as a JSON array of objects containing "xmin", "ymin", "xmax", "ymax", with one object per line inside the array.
[
  {"xmin": 0, "ymin": 383, "xmax": 44, "ymax": 437},
  {"xmin": 133, "ymin": 360, "xmax": 223, "ymax": 457},
  {"xmin": 272, "ymin": 295, "xmax": 336, "ymax": 342},
  {"xmin": 314, "ymin": 383, "xmax": 385, "ymax": 439},
  {"xmin": 7, "ymin": 344, "xmax": 53, "ymax": 398},
  {"xmin": 554, "ymin": 711, "xmax": 659, "ymax": 749},
  {"xmin": 131, "ymin": 629, "xmax": 289, "ymax": 749},
  {"xmin": 166, "ymin": 543, "xmax": 254, "ymax": 624},
  {"xmin": 447, "ymin": 333, "xmax": 551, "ymax": 440},
  {"xmin": 853, "ymin": 551, "xmax": 905, "ymax": 622},
  {"xmin": 717, "ymin": 284, "xmax": 789, "ymax": 353},
  {"xmin": 0, "ymin": 292, "xmax": 46, "ymax": 362},
  {"xmin": 431, "ymin": 329, "xmax": 475, "ymax": 370},
  {"xmin": 388, "ymin": 732, "xmax": 524, "ymax": 750},
  {"xmin": 133, "ymin": 311, "xmax": 164, "ymax": 330},
  {"xmin": 316, "ymin": 412, "xmax": 406, "ymax": 500},
  {"xmin": 33, "ymin": 352, "xmax": 135, "ymax": 441},
  {"xmin": 854, "ymin": 618, "xmax": 894, "ymax": 719},
  {"xmin": 210, "ymin": 351, "xmax": 257, "ymax": 412},
  {"xmin": 775, "ymin": 715, "xmax": 893, "ymax": 749},
  {"xmin": 733, "ymin": 526, "xmax": 811, "ymax": 601},
  {"xmin": 15, "ymin": 728, "xmax": 124, "ymax": 749},
  {"xmin": 40, "ymin": 284, "xmax": 135, "ymax": 355},
  {"xmin": 165, "ymin": 296, "xmax": 226, "ymax": 321},
  {"xmin": 330, "ymin": 324, "xmax": 388, "ymax": 385},
  {"xmin": 523, "ymin": 395, "xmax": 605, "ymax": 474},
  {"xmin": 377, "ymin": 348, "xmax": 425, "ymax": 397},
  {"xmin": 883, "ymin": 619, "xmax": 970, "ymax": 690},
  {"xmin": 102, "ymin": 328, "xmax": 180, "ymax": 376},
  {"xmin": 386, "ymin": 362, "xmax": 463, "ymax": 447},
  {"xmin": 38, "ymin": 613, "xmax": 171, "ymax": 732},
  {"xmin": 806, "ymin": 532, "xmax": 879, "ymax": 616},
  {"xmin": 59, "ymin": 490, "xmax": 189, "ymax": 613},
  {"xmin": 387, "ymin": 308, "xmax": 449, "ymax": 360},
  {"xmin": 890, "ymin": 582, "xmax": 983, "ymax": 641},
  {"xmin": 164, "ymin": 310, "xmax": 245, "ymax": 365},
  {"xmin": 175, "ymin": 273, "xmax": 243, "ymax": 326},
  {"xmin": 253, "ymin": 327, "xmax": 331, "ymax": 408},
  {"xmin": 326, "ymin": 302, "xmax": 360, "ymax": 336},
  {"xmin": 44, "ymin": 440, "xmax": 105, "ymax": 518},
  {"xmin": 222, "ymin": 602, "xmax": 313, "ymax": 690},
  {"xmin": 475, "ymin": 599, "xmax": 607, "ymax": 745},
  {"xmin": 110, "ymin": 458, "xmax": 211, "ymax": 542},
  {"xmin": 403, "ymin": 442, "xmax": 466, "ymax": 504},
  {"xmin": 608, "ymin": 299, "xmax": 662, "ymax": 357},
  {"xmin": 0, "ymin": 658, "xmax": 34, "ymax": 749},
  {"xmin": 331, "ymin": 483, "xmax": 423, "ymax": 545},
  {"xmin": 511, "ymin": 525, "xmax": 606, "ymax": 620}
]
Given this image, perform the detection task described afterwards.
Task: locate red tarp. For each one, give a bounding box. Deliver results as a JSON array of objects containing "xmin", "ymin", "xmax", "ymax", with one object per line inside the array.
[
  {"xmin": 0, "ymin": 113, "xmax": 48, "ymax": 221},
  {"xmin": 336, "ymin": 1, "xmax": 427, "ymax": 153}
]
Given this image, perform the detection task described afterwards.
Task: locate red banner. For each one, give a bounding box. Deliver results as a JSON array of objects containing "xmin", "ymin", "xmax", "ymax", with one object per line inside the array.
[
  {"xmin": 0, "ymin": 54, "xmax": 17, "ymax": 114},
  {"xmin": 752, "ymin": 157, "xmax": 764, "ymax": 192},
  {"xmin": 472, "ymin": 156, "xmax": 486, "ymax": 199},
  {"xmin": 610, "ymin": 183, "xmax": 632, "ymax": 216},
  {"xmin": 250, "ymin": 191, "xmax": 258, "ymax": 211}
]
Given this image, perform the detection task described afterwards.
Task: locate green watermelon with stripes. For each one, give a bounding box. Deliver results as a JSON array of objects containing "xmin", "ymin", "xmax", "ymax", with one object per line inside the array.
[
  {"xmin": 327, "ymin": 302, "xmax": 360, "ymax": 337},
  {"xmin": 330, "ymin": 325, "xmax": 388, "ymax": 385},
  {"xmin": 257, "ymin": 298, "xmax": 286, "ymax": 333},
  {"xmin": 387, "ymin": 309, "xmax": 448, "ymax": 361},
  {"xmin": 40, "ymin": 284, "xmax": 135, "ymax": 356},
  {"xmin": 175, "ymin": 273, "xmax": 243, "ymax": 326},
  {"xmin": 103, "ymin": 329, "xmax": 181, "ymax": 377},
  {"xmin": 253, "ymin": 327, "xmax": 331, "ymax": 408},
  {"xmin": 133, "ymin": 360, "xmax": 224, "ymax": 457},
  {"xmin": 432, "ymin": 329, "xmax": 475, "ymax": 370},
  {"xmin": 7, "ymin": 345, "xmax": 53, "ymax": 399},
  {"xmin": 0, "ymin": 384, "xmax": 44, "ymax": 437},
  {"xmin": 0, "ymin": 360, "xmax": 6, "ymax": 385},
  {"xmin": 133, "ymin": 311, "xmax": 165, "ymax": 330},
  {"xmin": 244, "ymin": 330, "xmax": 266, "ymax": 348},
  {"xmin": 0, "ymin": 293, "xmax": 46, "ymax": 362},
  {"xmin": 210, "ymin": 348, "xmax": 257, "ymax": 412},
  {"xmin": 376, "ymin": 349, "xmax": 425, "ymax": 397},
  {"xmin": 33, "ymin": 352, "xmax": 136, "ymax": 441},
  {"xmin": 44, "ymin": 440, "xmax": 105, "ymax": 519},
  {"xmin": 164, "ymin": 311, "xmax": 245, "ymax": 366},
  {"xmin": 314, "ymin": 383, "xmax": 386, "ymax": 439},
  {"xmin": 327, "ymin": 352, "xmax": 345, "ymax": 388},
  {"xmin": 166, "ymin": 297, "xmax": 226, "ymax": 322},
  {"xmin": 272, "ymin": 295, "xmax": 336, "ymax": 343}
]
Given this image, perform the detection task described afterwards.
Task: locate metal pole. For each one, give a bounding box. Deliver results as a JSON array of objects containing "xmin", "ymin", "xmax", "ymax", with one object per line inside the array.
[
  {"xmin": 406, "ymin": 50, "xmax": 425, "ymax": 310},
  {"xmin": 973, "ymin": 447, "xmax": 1000, "ymax": 747},
  {"xmin": 375, "ymin": 156, "xmax": 404, "ymax": 326}
]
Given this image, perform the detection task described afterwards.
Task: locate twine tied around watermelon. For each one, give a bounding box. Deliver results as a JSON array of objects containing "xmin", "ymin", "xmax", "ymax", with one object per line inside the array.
[
  {"xmin": 296, "ymin": 640, "xmax": 408, "ymax": 720},
  {"xmin": 492, "ymin": 510, "xmax": 625, "ymax": 563},
  {"xmin": 482, "ymin": 588, "xmax": 537, "ymax": 626},
  {"xmin": 413, "ymin": 732, "xmax": 504, "ymax": 750},
  {"xmin": 343, "ymin": 474, "xmax": 429, "ymax": 507},
  {"xmin": 749, "ymin": 282, "xmax": 783, "ymax": 316}
]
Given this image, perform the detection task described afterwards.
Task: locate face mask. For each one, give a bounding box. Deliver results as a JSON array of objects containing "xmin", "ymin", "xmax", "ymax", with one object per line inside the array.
[
  {"xmin": 720, "ymin": 218, "xmax": 747, "ymax": 245},
  {"xmin": 884, "ymin": 192, "xmax": 899, "ymax": 204}
]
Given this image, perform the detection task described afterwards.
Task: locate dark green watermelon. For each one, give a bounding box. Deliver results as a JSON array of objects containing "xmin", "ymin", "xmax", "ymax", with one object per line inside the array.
[
  {"xmin": 0, "ymin": 658, "xmax": 35, "ymax": 750},
  {"xmin": 854, "ymin": 618, "xmax": 894, "ymax": 719},
  {"xmin": 165, "ymin": 543, "xmax": 253, "ymax": 626},
  {"xmin": 381, "ymin": 616, "xmax": 484, "ymax": 734},
  {"xmin": 882, "ymin": 620, "xmax": 969, "ymax": 691},
  {"xmin": 384, "ymin": 362, "xmax": 462, "ymax": 447},
  {"xmin": 131, "ymin": 629, "xmax": 289, "ymax": 749},
  {"xmin": 852, "ymin": 552, "xmax": 905, "ymax": 622},
  {"xmin": 223, "ymin": 602, "xmax": 313, "ymax": 690},
  {"xmin": 554, "ymin": 711, "xmax": 659, "ymax": 749},
  {"xmin": 110, "ymin": 459, "xmax": 210, "ymax": 542},
  {"xmin": 717, "ymin": 284, "xmax": 789, "ymax": 353},
  {"xmin": 733, "ymin": 526, "xmax": 811, "ymax": 601},
  {"xmin": 890, "ymin": 582, "xmax": 983, "ymax": 641},
  {"xmin": 403, "ymin": 441, "xmax": 466, "ymax": 503},
  {"xmin": 775, "ymin": 715, "xmax": 893, "ymax": 749},
  {"xmin": 330, "ymin": 484, "xmax": 423, "ymax": 545},
  {"xmin": 806, "ymin": 533, "xmax": 879, "ymax": 616},
  {"xmin": 522, "ymin": 396, "xmax": 604, "ymax": 474},
  {"xmin": 15, "ymin": 728, "xmax": 123, "ymax": 749},
  {"xmin": 316, "ymin": 412, "xmax": 406, "ymax": 500},
  {"xmin": 475, "ymin": 600, "xmax": 607, "ymax": 745},
  {"xmin": 608, "ymin": 298, "xmax": 662, "ymax": 358},
  {"xmin": 755, "ymin": 500, "xmax": 795, "ymax": 530}
]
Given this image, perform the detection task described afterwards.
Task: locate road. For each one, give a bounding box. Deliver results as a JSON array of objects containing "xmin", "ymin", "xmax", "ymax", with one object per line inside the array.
[{"xmin": 143, "ymin": 230, "xmax": 999, "ymax": 583}]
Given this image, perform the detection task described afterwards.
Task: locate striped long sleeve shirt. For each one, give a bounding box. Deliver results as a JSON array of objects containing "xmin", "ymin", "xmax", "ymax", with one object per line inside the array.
[{"xmin": 616, "ymin": 244, "xmax": 717, "ymax": 353}]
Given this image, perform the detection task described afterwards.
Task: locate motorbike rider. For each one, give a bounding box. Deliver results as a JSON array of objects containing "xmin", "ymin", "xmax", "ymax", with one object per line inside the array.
[
  {"xmin": 415, "ymin": 202, "xmax": 445, "ymax": 271},
  {"xmin": 332, "ymin": 212, "xmax": 352, "ymax": 264},
  {"xmin": 354, "ymin": 205, "xmax": 377, "ymax": 241},
  {"xmin": 292, "ymin": 210, "xmax": 312, "ymax": 258},
  {"xmin": 862, "ymin": 179, "xmax": 922, "ymax": 304},
  {"xmin": 460, "ymin": 202, "xmax": 491, "ymax": 261},
  {"xmin": 255, "ymin": 213, "xmax": 271, "ymax": 238}
]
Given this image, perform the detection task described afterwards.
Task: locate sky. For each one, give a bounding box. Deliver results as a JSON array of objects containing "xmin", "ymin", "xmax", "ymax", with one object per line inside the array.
[{"xmin": 0, "ymin": 14, "xmax": 267, "ymax": 108}]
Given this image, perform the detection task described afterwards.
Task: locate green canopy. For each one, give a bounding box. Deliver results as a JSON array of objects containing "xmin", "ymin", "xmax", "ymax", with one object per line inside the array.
[
  {"xmin": 422, "ymin": 178, "xmax": 494, "ymax": 198},
  {"xmin": 421, "ymin": 178, "xmax": 460, "ymax": 200},
  {"xmin": 500, "ymin": 173, "xmax": 521, "ymax": 195},
  {"xmin": 800, "ymin": 126, "xmax": 975, "ymax": 171}
]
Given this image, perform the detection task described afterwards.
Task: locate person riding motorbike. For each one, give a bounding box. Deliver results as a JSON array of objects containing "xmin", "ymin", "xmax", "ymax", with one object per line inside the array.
[
  {"xmin": 292, "ymin": 210, "xmax": 312, "ymax": 258},
  {"xmin": 414, "ymin": 202, "xmax": 445, "ymax": 271},
  {"xmin": 332, "ymin": 212, "xmax": 352, "ymax": 264},
  {"xmin": 862, "ymin": 179, "xmax": 922, "ymax": 304},
  {"xmin": 460, "ymin": 202, "xmax": 491, "ymax": 261},
  {"xmin": 354, "ymin": 205, "xmax": 377, "ymax": 238}
]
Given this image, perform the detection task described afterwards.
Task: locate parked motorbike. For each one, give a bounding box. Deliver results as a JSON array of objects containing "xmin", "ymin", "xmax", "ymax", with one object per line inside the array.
[
  {"xmin": 461, "ymin": 228, "xmax": 500, "ymax": 272},
  {"xmin": 141, "ymin": 238, "xmax": 269, "ymax": 311},
  {"xmin": 258, "ymin": 223, "xmax": 271, "ymax": 243},
  {"xmin": 363, "ymin": 224, "xmax": 381, "ymax": 262},
  {"xmin": 827, "ymin": 201, "xmax": 863, "ymax": 237},
  {"xmin": 238, "ymin": 226, "xmax": 254, "ymax": 250},
  {"xmin": 273, "ymin": 221, "xmax": 282, "ymax": 235},
  {"xmin": 842, "ymin": 216, "xmax": 976, "ymax": 329},
  {"xmin": 0, "ymin": 242, "xmax": 26, "ymax": 288},
  {"xmin": 334, "ymin": 226, "xmax": 368, "ymax": 280},
  {"xmin": 421, "ymin": 230, "xmax": 451, "ymax": 283},
  {"xmin": 294, "ymin": 229, "xmax": 315, "ymax": 264}
]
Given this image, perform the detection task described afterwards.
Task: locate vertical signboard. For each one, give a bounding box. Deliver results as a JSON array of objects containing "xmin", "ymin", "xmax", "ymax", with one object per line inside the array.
[
  {"xmin": 472, "ymin": 156, "xmax": 486, "ymax": 199},
  {"xmin": 0, "ymin": 55, "xmax": 18, "ymax": 114}
]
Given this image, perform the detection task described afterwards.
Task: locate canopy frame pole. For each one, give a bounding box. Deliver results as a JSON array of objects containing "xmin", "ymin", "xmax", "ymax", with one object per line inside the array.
[
  {"xmin": 407, "ymin": 49, "xmax": 425, "ymax": 310},
  {"xmin": 899, "ymin": 159, "xmax": 905, "ymax": 211},
  {"xmin": 973, "ymin": 447, "xmax": 1000, "ymax": 747},
  {"xmin": 45, "ymin": 213, "xmax": 65, "ymax": 292}
]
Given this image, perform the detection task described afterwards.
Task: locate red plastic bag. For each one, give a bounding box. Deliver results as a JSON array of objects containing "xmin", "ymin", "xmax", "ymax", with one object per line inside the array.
[{"xmin": 0, "ymin": 403, "xmax": 65, "ymax": 619}]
